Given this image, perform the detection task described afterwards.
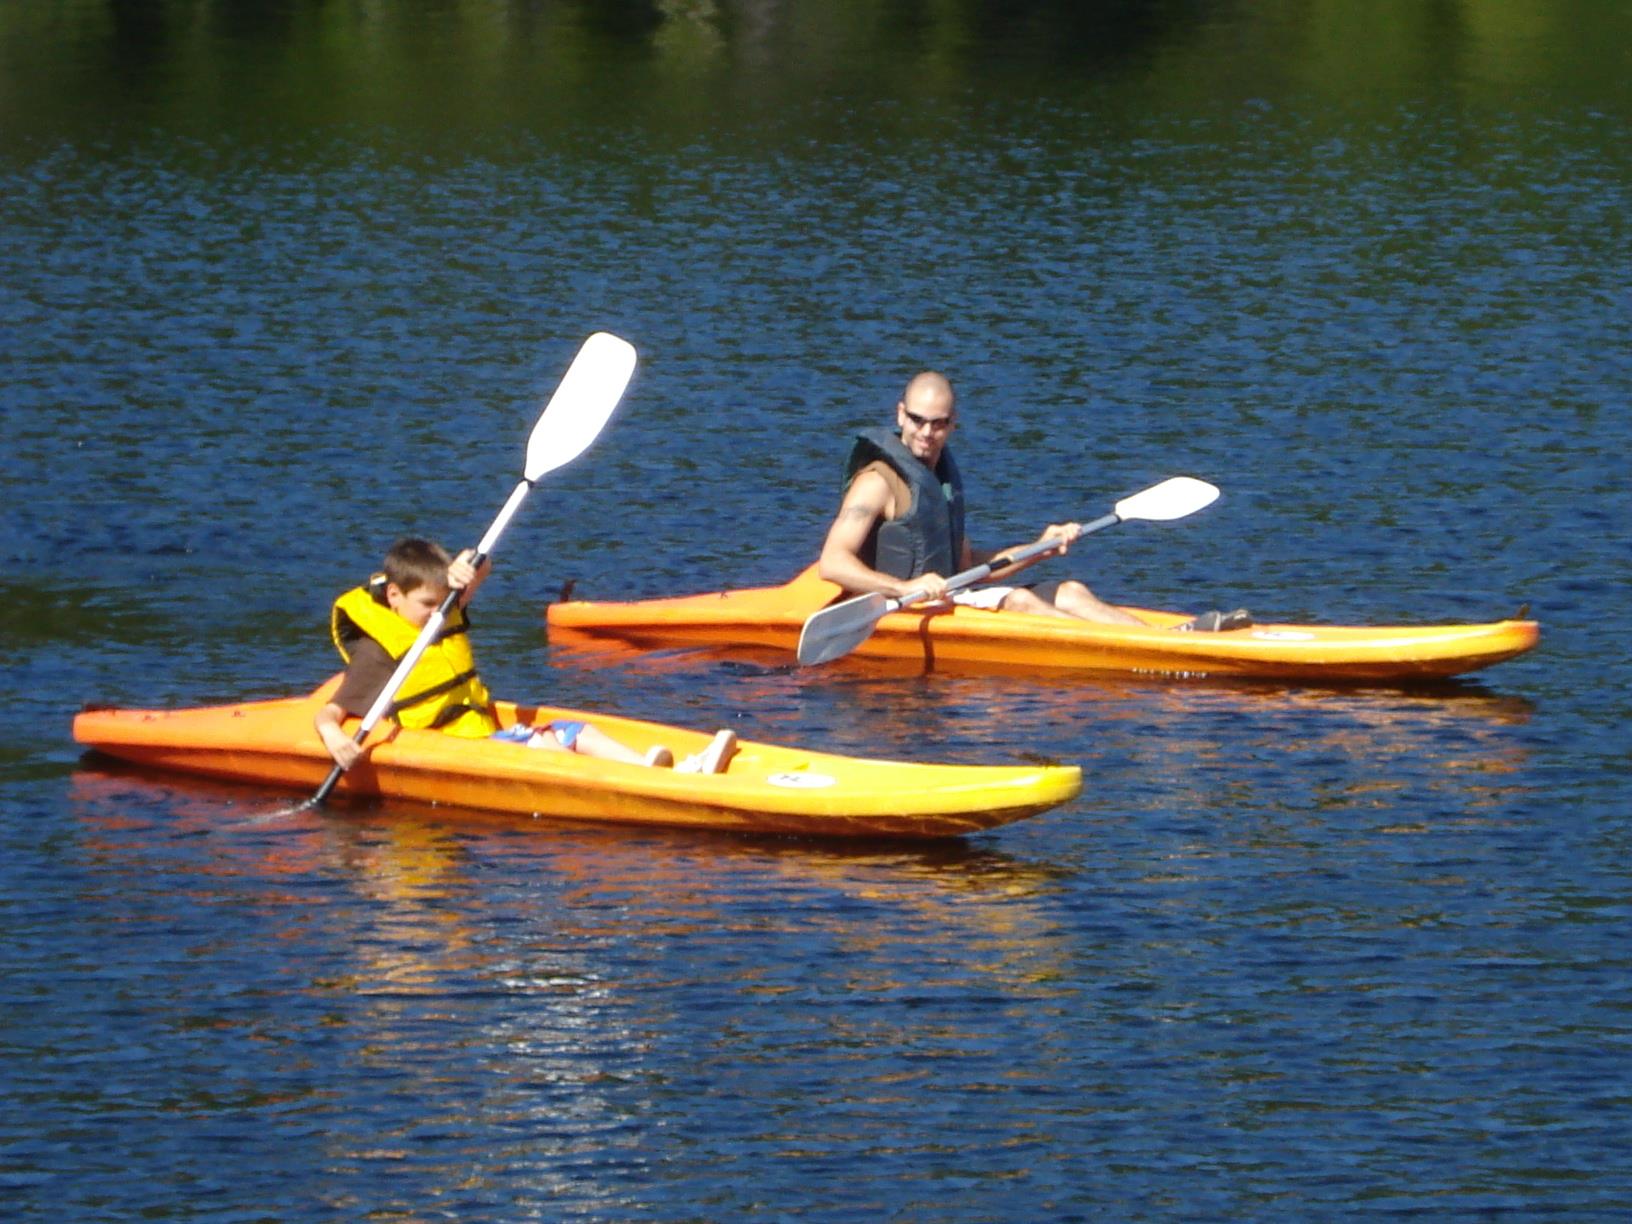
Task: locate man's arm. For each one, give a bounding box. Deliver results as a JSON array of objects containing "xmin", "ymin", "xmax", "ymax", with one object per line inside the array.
[
  {"xmin": 973, "ymin": 522, "xmax": 1083, "ymax": 581},
  {"xmin": 818, "ymin": 469, "xmax": 948, "ymax": 599}
]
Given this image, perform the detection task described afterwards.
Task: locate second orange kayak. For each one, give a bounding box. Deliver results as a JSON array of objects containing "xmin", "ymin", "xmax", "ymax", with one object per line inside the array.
[{"xmin": 547, "ymin": 565, "xmax": 1540, "ymax": 683}]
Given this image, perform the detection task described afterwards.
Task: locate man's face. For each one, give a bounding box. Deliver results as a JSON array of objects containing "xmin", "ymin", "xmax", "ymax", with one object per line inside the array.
[{"xmin": 896, "ymin": 389, "xmax": 956, "ymax": 465}]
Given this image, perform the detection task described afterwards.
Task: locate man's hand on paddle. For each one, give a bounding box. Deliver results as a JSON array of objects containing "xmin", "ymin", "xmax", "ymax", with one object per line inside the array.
[
  {"xmin": 1036, "ymin": 521, "xmax": 1082, "ymax": 555},
  {"xmin": 984, "ymin": 522, "xmax": 1081, "ymax": 579},
  {"xmin": 910, "ymin": 572, "xmax": 950, "ymax": 601},
  {"xmin": 817, "ymin": 466, "xmax": 937, "ymax": 600}
]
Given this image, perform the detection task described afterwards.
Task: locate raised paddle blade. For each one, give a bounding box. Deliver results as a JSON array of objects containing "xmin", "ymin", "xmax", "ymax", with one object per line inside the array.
[
  {"xmin": 523, "ymin": 331, "xmax": 637, "ymax": 483},
  {"xmin": 1112, "ymin": 476, "xmax": 1219, "ymax": 522},
  {"xmin": 797, "ymin": 592, "xmax": 893, "ymax": 666},
  {"xmin": 474, "ymin": 332, "xmax": 637, "ymax": 558}
]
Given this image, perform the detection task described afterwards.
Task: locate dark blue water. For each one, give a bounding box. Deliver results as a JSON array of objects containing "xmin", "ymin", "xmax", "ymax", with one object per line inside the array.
[{"xmin": 4, "ymin": 2, "xmax": 1630, "ymax": 1218}]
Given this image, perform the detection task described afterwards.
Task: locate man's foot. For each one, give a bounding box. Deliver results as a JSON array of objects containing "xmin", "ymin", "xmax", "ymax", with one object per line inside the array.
[
  {"xmin": 1174, "ymin": 607, "xmax": 1253, "ymax": 632},
  {"xmin": 676, "ymin": 729, "xmax": 738, "ymax": 775},
  {"xmin": 644, "ymin": 745, "xmax": 675, "ymax": 768}
]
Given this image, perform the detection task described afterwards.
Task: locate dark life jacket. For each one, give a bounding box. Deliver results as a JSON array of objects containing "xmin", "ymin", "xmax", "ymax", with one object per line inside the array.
[{"xmin": 844, "ymin": 426, "xmax": 966, "ymax": 580}]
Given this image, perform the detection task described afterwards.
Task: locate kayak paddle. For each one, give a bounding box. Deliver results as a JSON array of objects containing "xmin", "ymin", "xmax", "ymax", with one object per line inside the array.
[
  {"xmin": 303, "ymin": 331, "xmax": 638, "ymax": 809},
  {"xmin": 796, "ymin": 475, "xmax": 1220, "ymax": 667}
]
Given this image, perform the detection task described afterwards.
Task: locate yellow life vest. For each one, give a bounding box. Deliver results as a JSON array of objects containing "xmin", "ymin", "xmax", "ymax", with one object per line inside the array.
[{"xmin": 330, "ymin": 582, "xmax": 497, "ymax": 738}]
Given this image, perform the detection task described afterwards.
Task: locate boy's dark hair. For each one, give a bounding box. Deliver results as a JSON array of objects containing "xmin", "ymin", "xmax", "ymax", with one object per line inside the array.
[{"xmin": 382, "ymin": 538, "xmax": 452, "ymax": 595}]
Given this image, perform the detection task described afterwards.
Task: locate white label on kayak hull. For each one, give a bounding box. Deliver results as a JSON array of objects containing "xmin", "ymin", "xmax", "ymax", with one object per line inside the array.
[{"xmin": 767, "ymin": 772, "xmax": 837, "ymax": 789}]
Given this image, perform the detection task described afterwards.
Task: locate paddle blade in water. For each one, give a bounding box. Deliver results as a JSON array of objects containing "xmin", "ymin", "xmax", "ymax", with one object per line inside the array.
[
  {"xmin": 1113, "ymin": 476, "xmax": 1219, "ymax": 522},
  {"xmin": 797, "ymin": 593, "xmax": 892, "ymax": 666},
  {"xmin": 524, "ymin": 332, "xmax": 637, "ymax": 482},
  {"xmin": 243, "ymin": 792, "xmax": 326, "ymax": 824}
]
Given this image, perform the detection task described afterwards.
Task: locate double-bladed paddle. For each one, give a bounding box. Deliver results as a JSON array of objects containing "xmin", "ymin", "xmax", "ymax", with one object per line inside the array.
[
  {"xmin": 795, "ymin": 476, "xmax": 1220, "ymax": 667},
  {"xmin": 302, "ymin": 331, "xmax": 638, "ymax": 809}
]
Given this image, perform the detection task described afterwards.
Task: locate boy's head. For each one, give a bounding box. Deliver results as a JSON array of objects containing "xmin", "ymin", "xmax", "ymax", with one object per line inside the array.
[{"xmin": 380, "ymin": 537, "xmax": 451, "ymax": 628}]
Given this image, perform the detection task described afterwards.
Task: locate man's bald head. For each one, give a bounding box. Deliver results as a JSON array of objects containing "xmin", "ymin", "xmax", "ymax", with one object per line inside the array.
[
  {"xmin": 902, "ymin": 371, "xmax": 955, "ymax": 414},
  {"xmin": 896, "ymin": 370, "xmax": 957, "ymax": 464}
]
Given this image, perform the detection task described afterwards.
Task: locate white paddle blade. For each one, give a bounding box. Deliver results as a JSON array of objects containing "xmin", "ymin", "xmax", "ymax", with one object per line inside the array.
[
  {"xmin": 523, "ymin": 332, "xmax": 637, "ymax": 482},
  {"xmin": 1113, "ymin": 476, "xmax": 1219, "ymax": 523},
  {"xmin": 797, "ymin": 593, "xmax": 892, "ymax": 666}
]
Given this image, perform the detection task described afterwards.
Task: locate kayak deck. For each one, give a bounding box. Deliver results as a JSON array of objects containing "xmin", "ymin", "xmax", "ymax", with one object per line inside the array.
[
  {"xmin": 72, "ymin": 677, "xmax": 1081, "ymax": 840},
  {"xmin": 547, "ymin": 565, "xmax": 1540, "ymax": 682}
]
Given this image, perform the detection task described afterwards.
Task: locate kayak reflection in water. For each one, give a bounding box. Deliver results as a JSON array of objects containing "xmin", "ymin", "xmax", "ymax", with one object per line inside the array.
[
  {"xmin": 817, "ymin": 371, "xmax": 1247, "ymax": 630},
  {"xmin": 315, "ymin": 537, "xmax": 737, "ymax": 773}
]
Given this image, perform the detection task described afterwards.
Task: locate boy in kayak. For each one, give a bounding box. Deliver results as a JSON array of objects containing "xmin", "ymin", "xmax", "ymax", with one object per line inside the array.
[
  {"xmin": 817, "ymin": 371, "xmax": 1249, "ymax": 631},
  {"xmin": 315, "ymin": 537, "xmax": 737, "ymax": 773}
]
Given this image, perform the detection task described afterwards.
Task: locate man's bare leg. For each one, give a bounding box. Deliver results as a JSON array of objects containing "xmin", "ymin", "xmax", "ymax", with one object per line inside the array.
[{"xmin": 1001, "ymin": 582, "xmax": 1143, "ymax": 625}]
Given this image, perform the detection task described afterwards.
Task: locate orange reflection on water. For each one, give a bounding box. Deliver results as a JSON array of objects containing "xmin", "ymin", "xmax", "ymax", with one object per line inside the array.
[{"xmin": 68, "ymin": 763, "xmax": 1078, "ymax": 987}]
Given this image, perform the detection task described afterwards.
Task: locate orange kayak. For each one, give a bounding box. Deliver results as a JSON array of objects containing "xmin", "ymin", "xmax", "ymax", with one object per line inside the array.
[
  {"xmin": 72, "ymin": 677, "xmax": 1081, "ymax": 840},
  {"xmin": 547, "ymin": 565, "xmax": 1540, "ymax": 683}
]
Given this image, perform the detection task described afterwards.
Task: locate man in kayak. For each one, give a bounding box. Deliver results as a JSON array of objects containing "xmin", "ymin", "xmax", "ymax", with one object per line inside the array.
[
  {"xmin": 315, "ymin": 538, "xmax": 737, "ymax": 773},
  {"xmin": 818, "ymin": 371, "xmax": 1249, "ymax": 629}
]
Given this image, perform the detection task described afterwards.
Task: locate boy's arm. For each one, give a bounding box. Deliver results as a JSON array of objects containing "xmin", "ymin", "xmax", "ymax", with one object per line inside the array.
[
  {"xmin": 315, "ymin": 701, "xmax": 363, "ymax": 769},
  {"xmin": 315, "ymin": 640, "xmax": 395, "ymax": 769}
]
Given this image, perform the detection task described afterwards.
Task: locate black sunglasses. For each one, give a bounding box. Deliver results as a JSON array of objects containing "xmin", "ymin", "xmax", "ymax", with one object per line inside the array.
[{"xmin": 903, "ymin": 408, "xmax": 955, "ymax": 432}]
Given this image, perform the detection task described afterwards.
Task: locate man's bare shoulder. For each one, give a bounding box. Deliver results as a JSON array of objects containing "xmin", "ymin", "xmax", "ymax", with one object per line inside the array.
[{"xmin": 848, "ymin": 460, "xmax": 911, "ymax": 520}]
